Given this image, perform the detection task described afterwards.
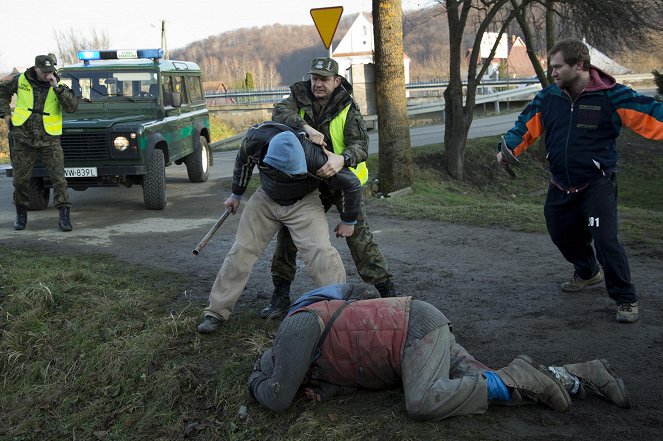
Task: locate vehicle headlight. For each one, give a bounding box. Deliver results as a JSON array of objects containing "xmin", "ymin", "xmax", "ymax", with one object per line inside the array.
[{"xmin": 113, "ymin": 136, "xmax": 130, "ymax": 151}]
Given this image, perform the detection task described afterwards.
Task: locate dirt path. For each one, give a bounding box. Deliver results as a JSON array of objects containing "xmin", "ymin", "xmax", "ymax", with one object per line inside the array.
[{"xmin": 1, "ymin": 169, "xmax": 661, "ymax": 440}]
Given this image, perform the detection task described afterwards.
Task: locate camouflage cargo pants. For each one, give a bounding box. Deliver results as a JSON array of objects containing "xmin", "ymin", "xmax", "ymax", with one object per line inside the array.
[
  {"xmin": 271, "ymin": 191, "xmax": 391, "ymax": 284},
  {"xmin": 10, "ymin": 139, "xmax": 70, "ymax": 208}
]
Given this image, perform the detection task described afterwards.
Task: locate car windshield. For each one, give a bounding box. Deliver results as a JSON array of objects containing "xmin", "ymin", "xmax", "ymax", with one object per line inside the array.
[{"xmin": 60, "ymin": 70, "xmax": 159, "ymax": 101}]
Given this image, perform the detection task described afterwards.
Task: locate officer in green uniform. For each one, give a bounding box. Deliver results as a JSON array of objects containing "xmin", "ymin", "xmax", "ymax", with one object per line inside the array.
[
  {"xmin": 0, "ymin": 53, "xmax": 78, "ymax": 231},
  {"xmin": 263, "ymin": 57, "xmax": 395, "ymax": 318}
]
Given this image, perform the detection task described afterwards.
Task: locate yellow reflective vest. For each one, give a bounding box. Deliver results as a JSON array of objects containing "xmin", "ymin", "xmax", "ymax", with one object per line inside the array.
[
  {"xmin": 12, "ymin": 73, "xmax": 63, "ymax": 136},
  {"xmin": 301, "ymin": 106, "xmax": 368, "ymax": 185}
]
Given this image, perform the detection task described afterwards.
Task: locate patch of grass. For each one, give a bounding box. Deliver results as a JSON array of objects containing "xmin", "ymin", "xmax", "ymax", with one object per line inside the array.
[
  {"xmin": 369, "ymin": 130, "xmax": 663, "ymax": 247},
  {"xmin": 0, "ymin": 249, "xmax": 270, "ymax": 440},
  {"xmin": 0, "ymin": 249, "xmax": 498, "ymax": 441},
  {"xmin": 209, "ymin": 113, "xmax": 237, "ymax": 143}
]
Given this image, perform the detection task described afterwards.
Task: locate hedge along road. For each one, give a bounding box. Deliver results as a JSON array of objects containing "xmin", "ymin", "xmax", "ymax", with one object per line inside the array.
[{"xmin": 1, "ymin": 110, "xmax": 662, "ymax": 440}]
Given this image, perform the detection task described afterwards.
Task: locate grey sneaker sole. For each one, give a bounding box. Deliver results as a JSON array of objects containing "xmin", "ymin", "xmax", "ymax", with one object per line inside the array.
[{"xmin": 615, "ymin": 312, "xmax": 639, "ymax": 323}]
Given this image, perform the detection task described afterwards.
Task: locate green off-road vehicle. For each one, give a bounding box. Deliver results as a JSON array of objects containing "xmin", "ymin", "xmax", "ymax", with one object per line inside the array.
[{"xmin": 22, "ymin": 48, "xmax": 212, "ymax": 210}]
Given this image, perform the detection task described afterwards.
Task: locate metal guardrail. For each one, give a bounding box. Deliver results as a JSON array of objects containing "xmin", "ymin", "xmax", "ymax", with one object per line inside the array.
[
  {"xmin": 210, "ymin": 132, "xmax": 245, "ymax": 150},
  {"xmin": 210, "ymin": 85, "xmax": 541, "ymax": 149},
  {"xmin": 205, "ymin": 87, "xmax": 290, "ymax": 105},
  {"xmin": 204, "ymin": 73, "xmax": 653, "ymax": 104},
  {"xmin": 407, "ymin": 84, "xmax": 542, "ymax": 115},
  {"xmin": 208, "ymin": 73, "xmax": 654, "ymax": 149}
]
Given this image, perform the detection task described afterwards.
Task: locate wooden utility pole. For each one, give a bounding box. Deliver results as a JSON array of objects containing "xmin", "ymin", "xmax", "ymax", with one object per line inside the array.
[{"xmin": 161, "ymin": 19, "xmax": 168, "ymax": 59}]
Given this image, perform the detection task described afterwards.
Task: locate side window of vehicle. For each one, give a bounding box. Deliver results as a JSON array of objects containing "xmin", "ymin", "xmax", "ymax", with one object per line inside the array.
[
  {"xmin": 185, "ymin": 76, "xmax": 203, "ymax": 102},
  {"xmin": 162, "ymin": 75, "xmax": 174, "ymax": 107},
  {"xmin": 172, "ymin": 76, "xmax": 189, "ymax": 105}
]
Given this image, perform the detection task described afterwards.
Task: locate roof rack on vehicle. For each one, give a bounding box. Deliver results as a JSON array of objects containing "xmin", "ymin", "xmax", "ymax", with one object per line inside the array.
[{"xmin": 77, "ymin": 49, "xmax": 164, "ymax": 65}]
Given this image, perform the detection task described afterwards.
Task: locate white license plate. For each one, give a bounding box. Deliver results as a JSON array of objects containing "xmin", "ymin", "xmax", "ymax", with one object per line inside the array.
[{"xmin": 64, "ymin": 167, "xmax": 98, "ymax": 178}]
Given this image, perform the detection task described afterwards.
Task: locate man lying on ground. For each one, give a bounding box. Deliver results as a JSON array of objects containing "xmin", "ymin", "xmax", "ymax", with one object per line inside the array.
[{"xmin": 248, "ymin": 283, "xmax": 630, "ymax": 420}]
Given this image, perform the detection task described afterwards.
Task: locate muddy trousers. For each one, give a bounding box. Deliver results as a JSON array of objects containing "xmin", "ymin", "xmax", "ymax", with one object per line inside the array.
[
  {"xmin": 272, "ymin": 198, "xmax": 391, "ymax": 285},
  {"xmin": 205, "ymin": 188, "xmax": 346, "ymax": 320},
  {"xmin": 401, "ymin": 325, "xmax": 492, "ymax": 420},
  {"xmin": 544, "ymin": 173, "xmax": 636, "ymax": 304},
  {"xmin": 10, "ymin": 139, "xmax": 70, "ymax": 208}
]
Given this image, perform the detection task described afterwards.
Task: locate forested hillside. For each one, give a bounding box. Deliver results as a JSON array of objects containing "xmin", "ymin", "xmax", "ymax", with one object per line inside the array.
[
  {"xmin": 170, "ymin": 9, "xmax": 662, "ymax": 90},
  {"xmin": 170, "ymin": 11, "xmax": 462, "ymax": 88}
]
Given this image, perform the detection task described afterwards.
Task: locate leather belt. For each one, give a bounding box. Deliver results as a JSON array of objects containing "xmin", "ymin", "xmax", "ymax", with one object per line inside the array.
[{"xmin": 551, "ymin": 179, "xmax": 590, "ymax": 194}]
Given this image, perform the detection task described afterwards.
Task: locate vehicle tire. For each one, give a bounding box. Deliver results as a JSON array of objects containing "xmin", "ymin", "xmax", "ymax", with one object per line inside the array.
[
  {"xmin": 142, "ymin": 149, "xmax": 166, "ymax": 210},
  {"xmin": 184, "ymin": 136, "xmax": 211, "ymax": 182},
  {"xmin": 27, "ymin": 177, "xmax": 50, "ymax": 211}
]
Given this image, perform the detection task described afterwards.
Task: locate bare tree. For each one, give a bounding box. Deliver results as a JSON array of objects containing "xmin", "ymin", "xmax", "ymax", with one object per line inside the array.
[
  {"xmin": 510, "ymin": 0, "xmax": 549, "ymax": 86},
  {"xmin": 514, "ymin": 0, "xmax": 663, "ymax": 86},
  {"xmin": 53, "ymin": 29, "xmax": 110, "ymax": 65},
  {"xmin": 372, "ymin": 0, "xmax": 413, "ymax": 193},
  {"xmin": 442, "ymin": 0, "xmax": 513, "ymax": 179}
]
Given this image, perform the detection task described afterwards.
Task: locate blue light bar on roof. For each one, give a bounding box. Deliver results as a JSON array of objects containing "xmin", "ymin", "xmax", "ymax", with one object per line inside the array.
[
  {"xmin": 77, "ymin": 49, "xmax": 164, "ymax": 62},
  {"xmin": 78, "ymin": 50, "xmax": 101, "ymax": 60}
]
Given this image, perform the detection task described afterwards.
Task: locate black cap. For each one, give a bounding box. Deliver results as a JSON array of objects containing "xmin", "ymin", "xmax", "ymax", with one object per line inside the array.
[{"xmin": 35, "ymin": 53, "xmax": 57, "ymax": 73}]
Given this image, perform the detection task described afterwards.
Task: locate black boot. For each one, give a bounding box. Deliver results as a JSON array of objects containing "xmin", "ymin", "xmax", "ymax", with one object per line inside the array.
[
  {"xmin": 375, "ymin": 279, "xmax": 396, "ymax": 297},
  {"xmin": 14, "ymin": 205, "xmax": 27, "ymax": 230},
  {"xmin": 58, "ymin": 206, "xmax": 73, "ymax": 232},
  {"xmin": 260, "ymin": 276, "xmax": 291, "ymax": 319}
]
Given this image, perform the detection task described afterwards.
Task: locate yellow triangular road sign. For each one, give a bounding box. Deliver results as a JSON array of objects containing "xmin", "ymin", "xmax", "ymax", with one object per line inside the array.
[{"xmin": 310, "ymin": 6, "xmax": 344, "ymax": 49}]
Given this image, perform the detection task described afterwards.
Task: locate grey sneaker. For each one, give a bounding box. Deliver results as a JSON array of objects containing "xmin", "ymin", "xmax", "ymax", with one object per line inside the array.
[
  {"xmin": 561, "ymin": 271, "xmax": 603, "ymax": 292},
  {"xmin": 197, "ymin": 315, "xmax": 224, "ymax": 334},
  {"xmin": 616, "ymin": 302, "xmax": 638, "ymax": 323}
]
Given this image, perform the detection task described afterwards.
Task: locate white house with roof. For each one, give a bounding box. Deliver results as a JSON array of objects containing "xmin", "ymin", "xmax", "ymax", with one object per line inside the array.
[
  {"xmin": 583, "ymin": 38, "xmax": 630, "ymax": 75},
  {"xmin": 331, "ymin": 13, "xmax": 410, "ymax": 84}
]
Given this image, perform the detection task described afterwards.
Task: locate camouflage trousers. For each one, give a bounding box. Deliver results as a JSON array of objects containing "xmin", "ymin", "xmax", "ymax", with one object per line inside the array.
[
  {"xmin": 271, "ymin": 192, "xmax": 391, "ymax": 284},
  {"xmin": 10, "ymin": 139, "xmax": 70, "ymax": 208}
]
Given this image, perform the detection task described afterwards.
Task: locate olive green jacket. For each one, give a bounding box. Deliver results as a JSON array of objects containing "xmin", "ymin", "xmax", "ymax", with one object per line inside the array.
[
  {"xmin": 272, "ymin": 77, "xmax": 368, "ymax": 167},
  {"xmin": 0, "ymin": 67, "xmax": 78, "ymax": 146}
]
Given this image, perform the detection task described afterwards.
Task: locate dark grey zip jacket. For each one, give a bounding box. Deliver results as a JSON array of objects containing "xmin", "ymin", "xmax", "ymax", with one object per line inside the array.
[{"xmin": 231, "ymin": 121, "xmax": 362, "ymax": 223}]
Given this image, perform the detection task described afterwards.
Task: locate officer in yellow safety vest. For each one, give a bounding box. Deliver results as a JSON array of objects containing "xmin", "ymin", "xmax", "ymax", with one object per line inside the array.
[
  {"xmin": 0, "ymin": 53, "xmax": 78, "ymax": 231},
  {"xmin": 261, "ymin": 57, "xmax": 395, "ymax": 319}
]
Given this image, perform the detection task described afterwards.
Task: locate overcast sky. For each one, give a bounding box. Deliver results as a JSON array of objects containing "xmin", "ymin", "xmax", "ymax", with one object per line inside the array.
[{"xmin": 0, "ymin": 0, "xmax": 434, "ymax": 72}]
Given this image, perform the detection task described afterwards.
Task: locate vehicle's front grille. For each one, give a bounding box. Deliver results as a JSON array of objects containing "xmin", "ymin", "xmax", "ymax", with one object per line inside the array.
[{"xmin": 61, "ymin": 131, "xmax": 110, "ymax": 160}]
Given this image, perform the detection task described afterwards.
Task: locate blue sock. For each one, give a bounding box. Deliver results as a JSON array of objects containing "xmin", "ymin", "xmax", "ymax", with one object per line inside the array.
[{"xmin": 484, "ymin": 371, "xmax": 511, "ymax": 401}]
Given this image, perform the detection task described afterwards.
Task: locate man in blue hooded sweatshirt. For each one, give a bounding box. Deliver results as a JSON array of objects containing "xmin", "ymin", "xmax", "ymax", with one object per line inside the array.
[
  {"xmin": 497, "ymin": 38, "xmax": 663, "ymax": 323},
  {"xmin": 197, "ymin": 122, "xmax": 362, "ymax": 334}
]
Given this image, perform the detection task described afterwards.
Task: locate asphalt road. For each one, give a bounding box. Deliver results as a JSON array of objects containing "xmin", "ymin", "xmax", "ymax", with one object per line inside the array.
[{"xmin": 187, "ymin": 111, "xmax": 523, "ymax": 180}]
